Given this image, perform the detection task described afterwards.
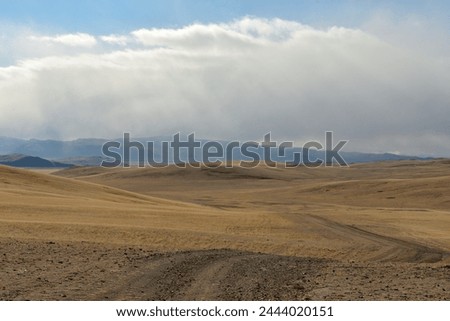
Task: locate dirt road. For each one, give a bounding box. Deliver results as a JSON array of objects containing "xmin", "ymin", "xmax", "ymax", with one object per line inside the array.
[
  {"xmin": 1, "ymin": 239, "xmax": 448, "ymax": 300},
  {"xmin": 294, "ymin": 214, "xmax": 447, "ymax": 263}
]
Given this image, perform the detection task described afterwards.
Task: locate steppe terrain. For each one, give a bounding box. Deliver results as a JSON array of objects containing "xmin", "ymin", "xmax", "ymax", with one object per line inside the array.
[{"xmin": 1, "ymin": 160, "xmax": 449, "ymax": 300}]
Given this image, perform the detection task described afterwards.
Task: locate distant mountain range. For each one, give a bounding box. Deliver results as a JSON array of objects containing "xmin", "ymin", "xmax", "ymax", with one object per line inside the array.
[
  {"xmin": 0, "ymin": 136, "xmax": 433, "ymax": 167},
  {"xmin": 0, "ymin": 137, "xmax": 108, "ymax": 158}
]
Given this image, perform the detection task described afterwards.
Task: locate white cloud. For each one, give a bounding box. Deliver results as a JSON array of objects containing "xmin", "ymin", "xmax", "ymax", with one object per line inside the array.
[
  {"xmin": 131, "ymin": 25, "xmax": 261, "ymax": 52},
  {"xmin": 29, "ymin": 33, "xmax": 97, "ymax": 47},
  {"xmin": 100, "ymin": 34, "xmax": 129, "ymax": 46},
  {"xmin": 0, "ymin": 18, "xmax": 449, "ymax": 156}
]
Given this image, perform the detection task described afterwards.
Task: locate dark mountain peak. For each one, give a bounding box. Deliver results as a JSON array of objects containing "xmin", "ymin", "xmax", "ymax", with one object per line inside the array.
[{"xmin": 0, "ymin": 154, "xmax": 72, "ymax": 168}]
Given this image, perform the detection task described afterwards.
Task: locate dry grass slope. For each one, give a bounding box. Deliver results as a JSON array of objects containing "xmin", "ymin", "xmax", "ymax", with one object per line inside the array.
[
  {"xmin": 1, "ymin": 160, "xmax": 449, "ymax": 300},
  {"xmin": 54, "ymin": 160, "xmax": 450, "ymax": 261}
]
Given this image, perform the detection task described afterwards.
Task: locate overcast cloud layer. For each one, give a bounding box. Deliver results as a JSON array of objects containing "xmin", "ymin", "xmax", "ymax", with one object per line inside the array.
[{"xmin": 0, "ymin": 17, "xmax": 449, "ymax": 156}]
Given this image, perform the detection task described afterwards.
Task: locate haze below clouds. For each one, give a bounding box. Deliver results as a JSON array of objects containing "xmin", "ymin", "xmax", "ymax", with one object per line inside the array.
[{"xmin": 0, "ymin": 14, "xmax": 449, "ymax": 156}]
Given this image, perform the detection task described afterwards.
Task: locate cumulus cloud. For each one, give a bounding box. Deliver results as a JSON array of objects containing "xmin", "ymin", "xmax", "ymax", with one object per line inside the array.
[
  {"xmin": 29, "ymin": 33, "xmax": 97, "ymax": 47},
  {"xmin": 100, "ymin": 34, "xmax": 129, "ymax": 46},
  {"xmin": 0, "ymin": 18, "xmax": 449, "ymax": 156}
]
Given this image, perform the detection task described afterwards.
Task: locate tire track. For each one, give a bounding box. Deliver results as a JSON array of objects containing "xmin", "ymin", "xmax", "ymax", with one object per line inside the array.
[
  {"xmin": 99, "ymin": 252, "xmax": 192, "ymax": 300},
  {"xmin": 175, "ymin": 255, "xmax": 242, "ymax": 300},
  {"xmin": 99, "ymin": 249, "xmax": 326, "ymax": 300},
  {"xmin": 302, "ymin": 214, "xmax": 446, "ymax": 263},
  {"xmin": 100, "ymin": 250, "xmax": 251, "ymax": 300}
]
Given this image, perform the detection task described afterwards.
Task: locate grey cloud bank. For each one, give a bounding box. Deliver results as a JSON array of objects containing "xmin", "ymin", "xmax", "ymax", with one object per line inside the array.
[{"xmin": 0, "ymin": 17, "xmax": 449, "ymax": 156}]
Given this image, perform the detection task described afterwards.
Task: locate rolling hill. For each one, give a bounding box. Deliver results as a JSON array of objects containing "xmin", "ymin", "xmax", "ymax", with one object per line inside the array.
[{"xmin": 1, "ymin": 161, "xmax": 449, "ymax": 300}]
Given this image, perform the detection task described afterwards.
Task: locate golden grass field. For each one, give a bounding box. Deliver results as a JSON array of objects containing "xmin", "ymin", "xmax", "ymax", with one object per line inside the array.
[{"xmin": 1, "ymin": 160, "xmax": 449, "ymax": 300}]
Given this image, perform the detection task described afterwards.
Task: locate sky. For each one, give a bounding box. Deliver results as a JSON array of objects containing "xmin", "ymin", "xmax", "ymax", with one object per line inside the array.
[{"xmin": 0, "ymin": 1, "xmax": 449, "ymax": 156}]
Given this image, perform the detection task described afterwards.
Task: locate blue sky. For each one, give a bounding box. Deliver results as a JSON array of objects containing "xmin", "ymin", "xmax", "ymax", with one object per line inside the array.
[
  {"xmin": 0, "ymin": 0, "xmax": 448, "ymax": 33},
  {"xmin": 0, "ymin": 1, "xmax": 449, "ymax": 155}
]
